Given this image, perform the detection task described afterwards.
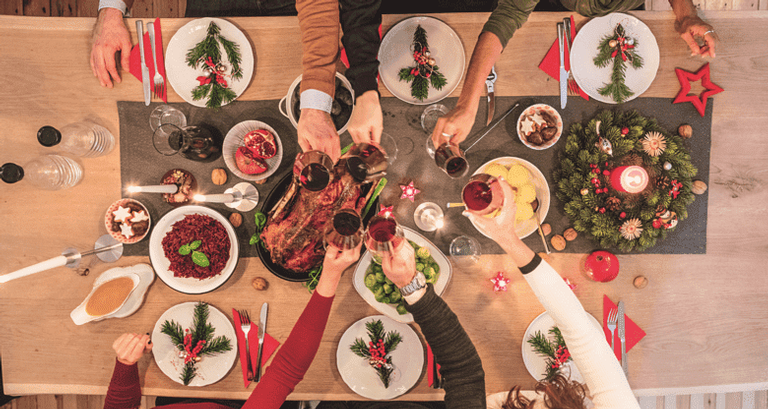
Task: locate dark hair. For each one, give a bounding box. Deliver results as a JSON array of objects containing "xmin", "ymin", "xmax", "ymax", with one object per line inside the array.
[{"xmin": 502, "ymin": 374, "xmax": 588, "ymax": 409}]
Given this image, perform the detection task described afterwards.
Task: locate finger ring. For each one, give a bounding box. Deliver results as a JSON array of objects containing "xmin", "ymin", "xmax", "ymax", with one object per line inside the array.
[
  {"xmin": 704, "ymin": 30, "xmax": 715, "ymax": 35},
  {"xmin": 441, "ymin": 132, "xmax": 453, "ymax": 137}
]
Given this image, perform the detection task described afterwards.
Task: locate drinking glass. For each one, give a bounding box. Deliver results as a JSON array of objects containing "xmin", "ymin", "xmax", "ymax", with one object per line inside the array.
[
  {"xmin": 365, "ymin": 213, "xmax": 405, "ymax": 262},
  {"xmin": 377, "ymin": 132, "xmax": 398, "ymax": 165},
  {"xmin": 341, "ymin": 142, "xmax": 388, "ymax": 182},
  {"xmin": 461, "ymin": 173, "xmax": 505, "ymax": 216},
  {"xmin": 149, "ymin": 105, "xmax": 187, "ymax": 131},
  {"xmin": 152, "ymin": 124, "xmax": 222, "ymax": 162},
  {"xmin": 449, "ymin": 235, "xmax": 481, "ymax": 265},
  {"xmin": 293, "ymin": 150, "xmax": 334, "ymax": 191},
  {"xmin": 429, "ymin": 142, "xmax": 469, "ymax": 178},
  {"xmin": 414, "ymin": 202, "xmax": 444, "ymax": 232},
  {"xmin": 420, "ymin": 104, "xmax": 449, "ymax": 134},
  {"xmin": 324, "ymin": 209, "xmax": 364, "ymax": 250}
]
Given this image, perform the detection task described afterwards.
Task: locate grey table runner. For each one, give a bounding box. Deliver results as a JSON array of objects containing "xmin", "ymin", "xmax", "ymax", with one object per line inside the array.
[{"xmin": 119, "ymin": 95, "xmax": 710, "ymax": 257}]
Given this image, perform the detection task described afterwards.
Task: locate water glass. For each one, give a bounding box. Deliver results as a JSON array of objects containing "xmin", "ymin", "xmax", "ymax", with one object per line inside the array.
[
  {"xmin": 149, "ymin": 105, "xmax": 187, "ymax": 131},
  {"xmin": 421, "ymin": 104, "xmax": 449, "ymax": 134},
  {"xmin": 449, "ymin": 235, "xmax": 481, "ymax": 265},
  {"xmin": 414, "ymin": 202, "xmax": 445, "ymax": 232}
]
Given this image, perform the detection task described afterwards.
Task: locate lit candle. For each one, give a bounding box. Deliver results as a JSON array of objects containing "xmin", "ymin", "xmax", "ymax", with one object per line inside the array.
[
  {"xmin": 127, "ymin": 185, "xmax": 178, "ymax": 194},
  {"xmin": 193, "ymin": 193, "xmax": 235, "ymax": 203},
  {"xmin": 610, "ymin": 166, "xmax": 649, "ymax": 193}
]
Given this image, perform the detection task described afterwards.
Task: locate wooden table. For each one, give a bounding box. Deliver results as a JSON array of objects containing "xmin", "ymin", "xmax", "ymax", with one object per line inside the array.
[{"xmin": 1, "ymin": 11, "xmax": 767, "ymax": 400}]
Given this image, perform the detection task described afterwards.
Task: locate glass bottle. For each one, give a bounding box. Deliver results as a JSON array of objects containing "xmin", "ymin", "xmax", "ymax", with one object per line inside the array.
[
  {"xmin": 37, "ymin": 121, "xmax": 115, "ymax": 157},
  {"xmin": 0, "ymin": 155, "xmax": 83, "ymax": 190}
]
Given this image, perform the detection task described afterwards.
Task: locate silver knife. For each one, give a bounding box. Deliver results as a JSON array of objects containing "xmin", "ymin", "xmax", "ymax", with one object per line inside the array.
[
  {"xmin": 255, "ymin": 302, "xmax": 268, "ymax": 381},
  {"xmin": 557, "ymin": 23, "xmax": 567, "ymax": 110},
  {"xmin": 485, "ymin": 66, "xmax": 496, "ymax": 126},
  {"xmin": 618, "ymin": 300, "xmax": 628, "ymax": 377},
  {"xmin": 136, "ymin": 20, "xmax": 151, "ymax": 106}
]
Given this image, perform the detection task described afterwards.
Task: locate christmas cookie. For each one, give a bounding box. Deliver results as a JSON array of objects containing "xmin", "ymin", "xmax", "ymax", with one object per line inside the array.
[
  {"xmin": 105, "ymin": 199, "xmax": 151, "ymax": 244},
  {"xmin": 517, "ymin": 104, "xmax": 563, "ymax": 150}
]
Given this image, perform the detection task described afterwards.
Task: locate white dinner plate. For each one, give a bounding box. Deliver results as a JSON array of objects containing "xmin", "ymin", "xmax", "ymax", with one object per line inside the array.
[
  {"xmin": 472, "ymin": 157, "xmax": 550, "ymax": 240},
  {"xmin": 336, "ymin": 315, "xmax": 424, "ymax": 400},
  {"xmin": 353, "ymin": 227, "xmax": 452, "ymax": 323},
  {"xmin": 570, "ymin": 13, "xmax": 660, "ymax": 104},
  {"xmin": 149, "ymin": 205, "xmax": 239, "ymax": 294},
  {"xmin": 151, "ymin": 302, "xmax": 237, "ymax": 387},
  {"xmin": 378, "ymin": 16, "xmax": 465, "ymax": 105},
  {"xmin": 522, "ymin": 311, "xmax": 602, "ymax": 382},
  {"xmin": 222, "ymin": 120, "xmax": 284, "ymax": 181},
  {"xmin": 165, "ymin": 18, "xmax": 254, "ymax": 107}
]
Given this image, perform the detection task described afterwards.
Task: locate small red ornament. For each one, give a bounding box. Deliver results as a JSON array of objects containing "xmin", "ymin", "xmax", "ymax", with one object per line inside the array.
[
  {"xmin": 621, "ymin": 127, "xmax": 629, "ymax": 135},
  {"xmin": 620, "ymin": 212, "xmax": 627, "ymax": 218},
  {"xmin": 592, "ymin": 168, "xmax": 600, "ymax": 174},
  {"xmin": 669, "ymin": 179, "xmax": 683, "ymax": 199},
  {"xmin": 399, "ymin": 181, "xmax": 421, "ymax": 202},
  {"xmin": 599, "ymin": 207, "xmax": 606, "ymax": 213},
  {"xmin": 602, "ymin": 170, "xmax": 610, "ymax": 176},
  {"xmin": 672, "ymin": 63, "xmax": 724, "ymax": 117},
  {"xmin": 653, "ymin": 219, "xmax": 663, "ymax": 229},
  {"xmin": 591, "ymin": 178, "xmax": 598, "ymax": 184},
  {"xmin": 583, "ymin": 250, "xmax": 620, "ymax": 282},
  {"xmin": 378, "ymin": 205, "xmax": 394, "ymax": 217},
  {"xmin": 490, "ymin": 272, "xmax": 511, "ymax": 293}
]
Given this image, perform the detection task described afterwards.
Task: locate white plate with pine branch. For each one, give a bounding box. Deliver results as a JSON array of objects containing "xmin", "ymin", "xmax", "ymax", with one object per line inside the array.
[
  {"xmin": 570, "ymin": 13, "xmax": 659, "ymax": 104},
  {"xmin": 151, "ymin": 302, "xmax": 237, "ymax": 386},
  {"xmin": 336, "ymin": 315, "xmax": 423, "ymax": 400},
  {"xmin": 378, "ymin": 16, "xmax": 465, "ymax": 105},
  {"xmin": 166, "ymin": 18, "xmax": 254, "ymax": 108}
]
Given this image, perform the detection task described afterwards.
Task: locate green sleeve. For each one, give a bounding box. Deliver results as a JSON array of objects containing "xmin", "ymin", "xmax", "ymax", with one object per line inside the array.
[{"xmin": 482, "ymin": 0, "xmax": 541, "ymax": 49}]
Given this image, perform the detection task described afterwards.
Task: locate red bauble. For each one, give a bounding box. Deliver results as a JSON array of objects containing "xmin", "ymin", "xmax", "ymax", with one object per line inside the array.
[
  {"xmin": 620, "ymin": 212, "xmax": 627, "ymax": 218},
  {"xmin": 583, "ymin": 250, "xmax": 620, "ymax": 282}
]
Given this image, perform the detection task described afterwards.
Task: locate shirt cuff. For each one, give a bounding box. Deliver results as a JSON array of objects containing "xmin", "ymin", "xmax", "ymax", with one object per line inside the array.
[
  {"xmin": 519, "ymin": 253, "xmax": 542, "ymax": 275},
  {"xmin": 99, "ymin": 0, "xmax": 127, "ymax": 14},
  {"xmin": 403, "ymin": 287, "xmax": 427, "ymax": 305},
  {"xmin": 299, "ymin": 89, "xmax": 333, "ymax": 114}
]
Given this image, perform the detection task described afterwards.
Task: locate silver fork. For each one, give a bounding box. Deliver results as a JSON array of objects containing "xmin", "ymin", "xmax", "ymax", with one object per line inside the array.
[
  {"xmin": 563, "ymin": 18, "xmax": 579, "ymax": 96},
  {"xmin": 147, "ymin": 22, "xmax": 165, "ymax": 99},
  {"xmin": 238, "ymin": 309, "xmax": 254, "ymax": 381},
  {"xmin": 607, "ymin": 308, "xmax": 618, "ymax": 354}
]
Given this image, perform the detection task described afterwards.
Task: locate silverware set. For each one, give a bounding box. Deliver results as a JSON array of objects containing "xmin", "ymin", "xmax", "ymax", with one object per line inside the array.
[
  {"xmin": 237, "ymin": 304, "xmax": 269, "ymax": 382},
  {"xmin": 237, "ymin": 309, "xmax": 255, "ymax": 381},
  {"xmin": 607, "ymin": 302, "xmax": 629, "ymax": 377},
  {"xmin": 136, "ymin": 20, "xmax": 165, "ymax": 106},
  {"xmin": 147, "ymin": 22, "xmax": 166, "ymax": 99},
  {"xmin": 557, "ymin": 18, "xmax": 580, "ymax": 102}
]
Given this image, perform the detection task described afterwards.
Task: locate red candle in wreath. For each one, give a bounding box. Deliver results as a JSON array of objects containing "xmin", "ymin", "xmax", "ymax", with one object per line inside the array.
[{"xmin": 610, "ymin": 166, "xmax": 648, "ymax": 194}]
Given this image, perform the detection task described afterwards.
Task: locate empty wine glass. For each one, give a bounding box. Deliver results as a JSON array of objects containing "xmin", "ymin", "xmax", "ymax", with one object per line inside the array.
[
  {"xmin": 152, "ymin": 124, "xmax": 222, "ymax": 162},
  {"xmin": 461, "ymin": 173, "xmax": 505, "ymax": 217},
  {"xmin": 293, "ymin": 150, "xmax": 334, "ymax": 191},
  {"xmin": 449, "ymin": 235, "xmax": 481, "ymax": 265},
  {"xmin": 365, "ymin": 213, "xmax": 405, "ymax": 262},
  {"xmin": 324, "ymin": 209, "xmax": 364, "ymax": 250},
  {"xmin": 377, "ymin": 132, "xmax": 399, "ymax": 165},
  {"xmin": 149, "ymin": 105, "xmax": 187, "ymax": 131}
]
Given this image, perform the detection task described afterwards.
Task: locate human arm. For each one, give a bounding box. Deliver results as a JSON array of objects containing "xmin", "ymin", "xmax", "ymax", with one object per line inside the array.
[
  {"xmin": 103, "ymin": 333, "xmax": 152, "ymax": 409},
  {"xmin": 381, "ymin": 245, "xmax": 486, "ymax": 409},
  {"xmin": 243, "ymin": 244, "xmax": 360, "ymax": 409},
  {"xmin": 296, "ymin": 0, "xmax": 342, "ymax": 162},
  {"xmin": 670, "ymin": 0, "xmax": 716, "ymax": 58},
  {"xmin": 90, "ymin": 0, "xmax": 135, "ymax": 88}
]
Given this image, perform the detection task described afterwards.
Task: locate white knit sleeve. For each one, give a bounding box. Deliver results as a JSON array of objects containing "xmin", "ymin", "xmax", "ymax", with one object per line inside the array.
[{"xmin": 522, "ymin": 260, "xmax": 640, "ymax": 409}]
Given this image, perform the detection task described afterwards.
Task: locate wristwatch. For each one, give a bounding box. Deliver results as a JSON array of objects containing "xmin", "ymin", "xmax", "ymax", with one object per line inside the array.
[{"xmin": 399, "ymin": 271, "xmax": 426, "ymax": 297}]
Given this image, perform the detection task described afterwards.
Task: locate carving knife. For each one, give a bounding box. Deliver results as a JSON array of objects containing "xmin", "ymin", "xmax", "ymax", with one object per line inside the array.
[
  {"xmin": 618, "ymin": 300, "xmax": 628, "ymax": 377},
  {"xmin": 136, "ymin": 20, "xmax": 151, "ymax": 106},
  {"xmin": 557, "ymin": 22, "xmax": 567, "ymax": 110},
  {"xmin": 255, "ymin": 302, "xmax": 268, "ymax": 381},
  {"xmin": 485, "ymin": 66, "xmax": 496, "ymax": 126}
]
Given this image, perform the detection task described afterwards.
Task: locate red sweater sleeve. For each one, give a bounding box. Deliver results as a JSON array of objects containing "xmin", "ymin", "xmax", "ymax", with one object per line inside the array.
[
  {"xmin": 104, "ymin": 360, "xmax": 142, "ymax": 409},
  {"xmin": 242, "ymin": 291, "xmax": 335, "ymax": 409}
]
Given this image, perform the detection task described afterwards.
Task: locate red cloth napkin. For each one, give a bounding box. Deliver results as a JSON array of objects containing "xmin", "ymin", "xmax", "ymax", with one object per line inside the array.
[
  {"xmin": 602, "ymin": 295, "xmax": 645, "ymax": 361},
  {"xmin": 426, "ymin": 342, "xmax": 441, "ymax": 387},
  {"xmin": 232, "ymin": 309, "xmax": 280, "ymax": 388},
  {"xmin": 129, "ymin": 18, "xmax": 167, "ymax": 103},
  {"xmin": 538, "ymin": 15, "xmax": 589, "ymax": 101}
]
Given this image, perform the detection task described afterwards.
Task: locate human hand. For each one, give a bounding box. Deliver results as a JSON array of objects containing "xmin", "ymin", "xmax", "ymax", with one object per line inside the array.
[
  {"xmin": 462, "ymin": 177, "xmax": 519, "ymax": 245},
  {"xmin": 381, "ymin": 242, "xmax": 416, "ymax": 288},
  {"xmin": 90, "ymin": 8, "xmax": 133, "ymax": 88},
  {"xmin": 298, "ymin": 108, "xmax": 341, "ymax": 163},
  {"xmin": 113, "ymin": 333, "xmax": 153, "ymax": 366},
  {"xmin": 347, "ymin": 90, "xmax": 383, "ymax": 145},
  {"xmin": 430, "ymin": 102, "xmax": 478, "ymax": 149},
  {"xmin": 677, "ymin": 16, "xmax": 717, "ymax": 58},
  {"xmin": 316, "ymin": 242, "xmax": 362, "ymax": 297}
]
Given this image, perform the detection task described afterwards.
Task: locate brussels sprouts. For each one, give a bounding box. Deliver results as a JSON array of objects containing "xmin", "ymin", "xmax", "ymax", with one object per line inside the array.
[
  {"xmin": 384, "ymin": 276, "xmax": 393, "ymax": 286},
  {"xmin": 375, "ymin": 271, "xmax": 385, "ymax": 283},
  {"xmin": 365, "ymin": 274, "xmax": 378, "ymax": 289},
  {"xmin": 426, "ymin": 275, "xmax": 438, "ymax": 285},
  {"xmin": 431, "ymin": 262, "xmax": 440, "ymax": 274},
  {"xmin": 381, "ymin": 296, "xmax": 391, "ymax": 304},
  {"xmin": 396, "ymin": 303, "xmax": 408, "ymax": 315},
  {"xmin": 416, "ymin": 247, "xmax": 431, "ymax": 259},
  {"xmin": 383, "ymin": 283, "xmax": 393, "ymax": 294},
  {"xmin": 372, "ymin": 283, "xmax": 383, "ymax": 294},
  {"xmin": 389, "ymin": 290, "xmax": 402, "ymax": 303},
  {"xmin": 415, "ymin": 262, "xmax": 425, "ymax": 272},
  {"xmin": 424, "ymin": 266, "xmax": 435, "ymax": 278},
  {"xmin": 375, "ymin": 292, "xmax": 387, "ymax": 303}
]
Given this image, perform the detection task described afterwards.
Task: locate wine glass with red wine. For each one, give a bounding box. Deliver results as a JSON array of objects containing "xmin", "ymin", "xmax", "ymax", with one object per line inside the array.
[
  {"xmin": 324, "ymin": 209, "xmax": 364, "ymax": 250},
  {"xmin": 365, "ymin": 213, "xmax": 405, "ymax": 263},
  {"xmin": 426, "ymin": 138, "xmax": 468, "ymax": 178},
  {"xmin": 341, "ymin": 142, "xmax": 388, "ymax": 182},
  {"xmin": 461, "ymin": 173, "xmax": 505, "ymax": 216},
  {"xmin": 293, "ymin": 151, "xmax": 333, "ymax": 191}
]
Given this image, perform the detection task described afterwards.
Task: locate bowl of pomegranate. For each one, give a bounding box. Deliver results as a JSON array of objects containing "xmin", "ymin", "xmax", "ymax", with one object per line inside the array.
[
  {"xmin": 148, "ymin": 205, "xmax": 239, "ymax": 294},
  {"xmin": 516, "ymin": 103, "xmax": 563, "ymax": 150},
  {"xmin": 223, "ymin": 120, "xmax": 282, "ymax": 181}
]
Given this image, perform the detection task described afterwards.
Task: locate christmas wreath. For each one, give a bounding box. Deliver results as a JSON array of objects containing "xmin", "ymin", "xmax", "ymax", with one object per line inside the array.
[{"xmin": 553, "ymin": 110, "xmax": 697, "ymax": 252}]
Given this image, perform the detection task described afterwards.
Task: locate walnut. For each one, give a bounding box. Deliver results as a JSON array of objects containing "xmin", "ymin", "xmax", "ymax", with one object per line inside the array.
[
  {"xmin": 253, "ymin": 178, "xmax": 267, "ymax": 185},
  {"xmin": 211, "ymin": 168, "xmax": 227, "ymax": 185},
  {"xmin": 563, "ymin": 228, "xmax": 578, "ymax": 241},
  {"xmin": 541, "ymin": 223, "xmax": 552, "ymax": 236},
  {"xmin": 252, "ymin": 277, "xmax": 269, "ymax": 291},
  {"xmin": 691, "ymin": 180, "xmax": 708, "ymax": 195},
  {"xmin": 678, "ymin": 124, "xmax": 693, "ymax": 139},
  {"xmin": 551, "ymin": 235, "xmax": 566, "ymax": 251},
  {"xmin": 633, "ymin": 275, "xmax": 649, "ymax": 289},
  {"xmin": 229, "ymin": 213, "xmax": 242, "ymax": 227}
]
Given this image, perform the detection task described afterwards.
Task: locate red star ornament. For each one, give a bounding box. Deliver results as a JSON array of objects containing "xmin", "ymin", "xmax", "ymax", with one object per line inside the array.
[
  {"xmin": 491, "ymin": 272, "xmax": 511, "ymax": 293},
  {"xmin": 399, "ymin": 181, "xmax": 420, "ymax": 202},
  {"xmin": 672, "ymin": 63, "xmax": 723, "ymax": 117},
  {"xmin": 378, "ymin": 205, "xmax": 394, "ymax": 217}
]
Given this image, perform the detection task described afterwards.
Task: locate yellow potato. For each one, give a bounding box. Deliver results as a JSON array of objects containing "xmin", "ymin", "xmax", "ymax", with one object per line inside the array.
[
  {"xmin": 516, "ymin": 183, "xmax": 537, "ymax": 204},
  {"xmin": 516, "ymin": 203, "xmax": 534, "ymax": 222},
  {"xmin": 506, "ymin": 165, "xmax": 530, "ymax": 187},
  {"xmin": 484, "ymin": 164, "xmax": 508, "ymax": 179}
]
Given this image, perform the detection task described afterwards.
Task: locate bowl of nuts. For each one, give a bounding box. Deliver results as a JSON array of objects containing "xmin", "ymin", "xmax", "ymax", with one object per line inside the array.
[{"xmin": 516, "ymin": 104, "xmax": 563, "ymax": 150}]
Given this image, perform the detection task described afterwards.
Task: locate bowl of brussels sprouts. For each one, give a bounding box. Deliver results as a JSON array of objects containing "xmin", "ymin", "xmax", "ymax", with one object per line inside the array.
[{"xmin": 353, "ymin": 227, "xmax": 452, "ymax": 323}]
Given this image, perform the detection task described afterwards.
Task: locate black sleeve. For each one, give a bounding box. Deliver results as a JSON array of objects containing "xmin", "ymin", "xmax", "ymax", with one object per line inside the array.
[
  {"xmin": 338, "ymin": 0, "xmax": 382, "ymax": 97},
  {"xmin": 407, "ymin": 285, "xmax": 486, "ymax": 409}
]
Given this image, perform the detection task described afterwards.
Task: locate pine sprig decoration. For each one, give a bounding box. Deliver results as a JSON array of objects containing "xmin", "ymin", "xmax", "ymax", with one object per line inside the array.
[
  {"xmin": 161, "ymin": 320, "xmax": 185, "ymax": 350},
  {"xmin": 527, "ymin": 327, "xmax": 572, "ymax": 380},
  {"xmin": 349, "ymin": 319, "xmax": 402, "ymax": 388},
  {"xmin": 554, "ymin": 110, "xmax": 697, "ymax": 252},
  {"xmin": 593, "ymin": 24, "xmax": 643, "ymax": 103},
  {"xmin": 398, "ymin": 25, "xmax": 447, "ymax": 101},
  {"xmin": 185, "ymin": 21, "xmax": 243, "ymax": 110}
]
